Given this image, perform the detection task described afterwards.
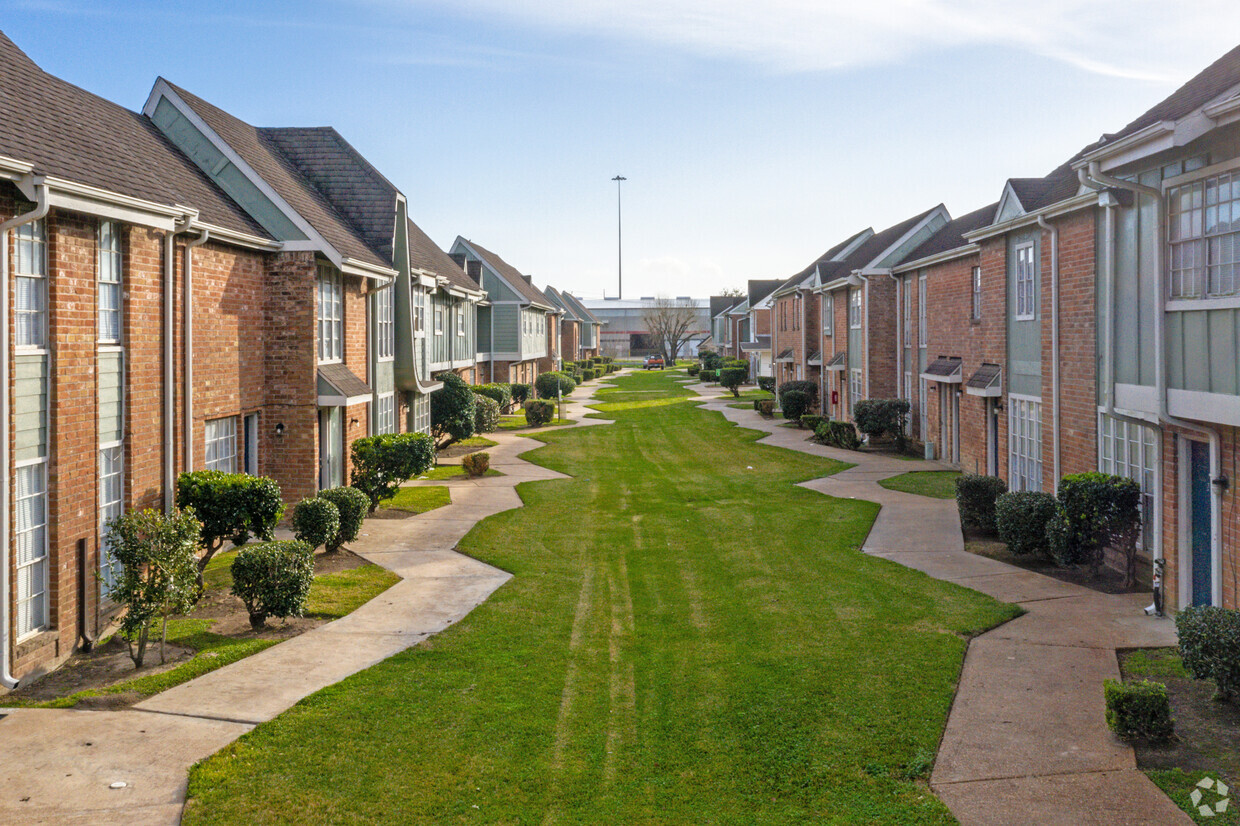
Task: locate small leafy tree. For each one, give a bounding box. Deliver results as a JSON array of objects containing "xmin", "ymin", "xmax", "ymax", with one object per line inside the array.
[
  {"xmin": 854, "ymin": 399, "xmax": 912, "ymax": 451},
  {"xmin": 473, "ymin": 393, "xmax": 501, "ymax": 433},
  {"xmin": 351, "ymin": 432, "xmax": 436, "ymax": 512},
  {"xmin": 778, "ymin": 380, "xmax": 818, "ymax": 409},
  {"xmin": 106, "ymin": 507, "xmax": 202, "ymax": 667},
  {"xmin": 317, "ymin": 486, "xmax": 369, "ymax": 553},
  {"xmin": 995, "ymin": 491, "xmax": 1057, "ymax": 557},
  {"xmin": 431, "ymin": 372, "xmax": 476, "ymax": 446},
  {"xmin": 230, "ymin": 541, "xmax": 316, "ymax": 630},
  {"xmin": 175, "ymin": 471, "xmax": 284, "ymax": 586},
  {"xmin": 536, "ymin": 371, "xmax": 576, "ymax": 399},
  {"xmin": 719, "ymin": 366, "xmax": 748, "ymax": 397},
  {"xmin": 955, "ymin": 474, "xmax": 1008, "ymax": 534},
  {"xmin": 1049, "ymin": 472, "xmax": 1141, "ymax": 579},
  {"xmin": 510, "ymin": 383, "xmax": 531, "ymax": 405},
  {"xmin": 291, "ymin": 497, "xmax": 340, "ymax": 551},
  {"xmin": 1176, "ymin": 606, "xmax": 1240, "ymax": 702}
]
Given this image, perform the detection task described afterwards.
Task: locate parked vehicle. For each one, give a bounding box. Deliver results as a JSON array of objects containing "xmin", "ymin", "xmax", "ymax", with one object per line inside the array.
[{"xmin": 644, "ymin": 354, "xmax": 665, "ymax": 370}]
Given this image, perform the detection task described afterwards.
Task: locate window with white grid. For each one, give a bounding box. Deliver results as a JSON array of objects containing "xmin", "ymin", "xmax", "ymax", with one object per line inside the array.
[
  {"xmin": 1008, "ymin": 395, "xmax": 1042, "ymax": 492},
  {"xmin": 1168, "ymin": 173, "xmax": 1240, "ymax": 298},
  {"xmin": 971, "ymin": 265, "xmax": 982, "ymax": 320},
  {"xmin": 98, "ymin": 221, "xmax": 122, "ymax": 343},
  {"xmin": 317, "ymin": 266, "xmax": 343, "ymax": 363},
  {"xmin": 15, "ymin": 220, "xmax": 47, "ymax": 348},
  {"xmin": 917, "ymin": 275, "xmax": 927, "ymax": 346},
  {"xmin": 792, "ymin": 294, "xmax": 800, "ymax": 331},
  {"xmin": 850, "ymin": 367, "xmax": 863, "ymax": 413},
  {"xmin": 377, "ymin": 285, "xmax": 394, "ymax": 359},
  {"xmin": 1014, "ymin": 242, "xmax": 1036, "ymax": 320},
  {"xmin": 902, "ymin": 278, "xmax": 912, "ymax": 342},
  {"xmin": 99, "ymin": 445, "xmax": 124, "ymax": 596},
  {"xmin": 205, "ymin": 417, "xmax": 237, "ymax": 472},
  {"xmin": 1098, "ymin": 413, "xmax": 1157, "ymax": 551},
  {"xmin": 414, "ymin": 288, "xmax": 426, "ymax": 335},
  {"xmin": 377, "ymin": 393, "xmax": 395, "ymax": 434},
  {"xmin": 435, "ymin": 306, "xmax": 444, "ymax": 335},
  {"xmin": 413, "ymin": 393, "xmax": 431, "ymax": 433},
  {"xmin": 456, "ymin": 303, "xmax": 466, "ymax": 336},
  {"xmin": 849, "ymin": 289, "xmax": 862, "ymax": 329},
  {"xmin": 15, "ymin": 462, "xmax": 48, "ymax": 638},
  {"xmin": 823, "ymin": 294, "xmax": 833, "ymax": 336}
]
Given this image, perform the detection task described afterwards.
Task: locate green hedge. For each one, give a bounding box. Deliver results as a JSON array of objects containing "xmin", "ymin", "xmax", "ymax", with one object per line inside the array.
[
  {"xmin": 757, "ymin": 400, "xmax": 775, "ymax": 418},
  {"xmin": 431, "ymin": 372, "xmax": 476, "ymax": 445},
  {"xmin": 995, "ymin": 491, "xmax": 1057, "ymax": 556},
  {"xmin": 535, "ymin": 371, "xmax": 576, "ymax": 399},
  {"xmin": 581, "ymin": 369, "xmax": 596, "ymax": 381},
  {"xmin": 955, "ymin": 475, "xmax": 1008, "ymax": 534},
  {"xmin": 853, "ymin": 399, "xmax": 911, "ymax": 451},
  {"xmin": 230, "ymin": 540, "xmax": 315, "ymax": 629},
  {"xmin": 719, "ymin": 367, "xmax": 747, "ymax": 396},
  {"xmin": 780, "ymin": 390, "xmax": 811, "ymax": 422},
  {"xmin": 687, "ymin": 364, "xmax": 700, "ymax": 376},
  {"xmin": 814, "ymin": 420, "xmax": 861, "ymax": 450},
  {"xmin": 778, "ymin": 380, "xmax": 818, "ymax": 404},
  {"xmin": 473, "ymin": 393, "xmax": 501, "ymax": 434},
  {"xmin": 175, "ymin": 471, "xmax": 284, "ymax": 575},
  {"xmin": 757, "ymin": 376, "xmax": 775, "ymax": 393},
  {"xmin": 1104, "ymin": 679, "xmax": 1174, "ymax": 739},
  {"xmin": 1048, "ymin": 472, "xmax": 1141, "ymax": 576},
  {"xmin": 799, "ymin": 414, "xmax": 824, "ymax": 432},
  {"xmin": 317, "ymin": 486, "xmax": 368, "ymax": 554},
  {"xmin": 510, "ymin": 383, "xmax": 531, "ymax": 405},
  {"xmin": 351, "ymin": 432, "xmax": 436, "ymax": 512},
  {"xmin": 699, "ymin": 369, "xmax": 717, "ymax": 384},
  {"xmin": 472, "ymin": 383, "xmax": 512, "ymax": 411},
  {"xmin": 1176, "ymin": 606, "xmax": 1240, "ymax": 701},
  {"xmin": 291, "ymin": 497, "xmax": 340, "ymax": 551}
]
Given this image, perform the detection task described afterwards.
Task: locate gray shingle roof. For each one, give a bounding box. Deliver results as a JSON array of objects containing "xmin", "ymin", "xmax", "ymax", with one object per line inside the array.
[
  {"xmin": 544, "ymin": 287, "xmax": 583, "ymax": 321},
  {"xmin": 164, "ymin": 80, "xmax": 390, "ymax": 268},
  {"xmin": 0, "ymin": 30, "xmax": 265, "ymax": 237},
  {"xmin": 560, "ymin": 291, "xmax": 600, "ymax": 324},
  {"xmin": 710, "ymin": 295, "xmax": 738, "ymax": 317},
  {"xmin": 904, "ymin": 202, "xmax": 998, "ymax": 262},
  {"xmin": 407, "ymin": 218, "xmax": 476, "ymax": 292},
  {"xmin": 1105, "ymin": 43, "xmax": 1240, "ymax": 147},
  {"xmin": 460, "ymin": 239, "xmax": 555, "ymax": 310},
  {"xmin": 747, "ymin": 279, "xmax": 783, "ymax": 307},
  {"xmin": 774, "ymin": 227, "xmax": 874, "ymax": 296}
]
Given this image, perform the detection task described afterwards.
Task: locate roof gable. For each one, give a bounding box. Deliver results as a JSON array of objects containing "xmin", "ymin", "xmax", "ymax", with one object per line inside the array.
[
  {"xmin": 407, "ymin": 219, "xmax": 478, "ymax": 294},
  {"xmin": 903, "ymin": 202, "xmax": 998, "ymax": 264},
  {"xmin": 451, "ymin": 237, "xmax": 555, "ymax": 310},
  {"xmin": 560, "ymin": 291, "xmax": 600, "ymax": 323}
]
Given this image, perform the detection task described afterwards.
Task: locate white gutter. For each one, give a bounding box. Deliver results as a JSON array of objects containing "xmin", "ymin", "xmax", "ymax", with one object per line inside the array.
[
  {"xmin": 184, "ymin": 228, "xmax": 210, "ymax": 473},
  {"xmin": 891, "ymin": 271, "xmax": 902, "ymax": 411},
  {"xmin": 1034, "ymin": 214, "xmax": 1061, "ymax": 491},
  {"xmin": 966, "ymin": 192, "xmax": 1098, "ymax": 243},
  {"xmin": 2, "ymin": 177, "xmax": 49, "ymax": 689},
  {"xmin": 1086, "ymin": 161, "xmax": 1225, "ymax": 605}
]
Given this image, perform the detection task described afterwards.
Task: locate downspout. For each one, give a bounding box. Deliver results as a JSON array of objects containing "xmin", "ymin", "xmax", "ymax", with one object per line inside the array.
[
  {"xmin": 862, "ymin": 276, "xmax": 871, "ymax": 399},
  {"xmin": 163, "ymin": 229, "xmax": 176, "ymax": 509},
  {"xmin": 1, "ymin": 178, "xmax": 49, "ymax": 689},
  {"xmin": 1087, "ymin": 161, "xmax": 1225, "ymax": 606},
  {"xmin": 1035, "ymin": 214, "xmax": 1061, "ymax": 491},
  {"xmin": 183, "ymin": 228, "xmax": 209, "ymax": 473},
  {"xmin": 891, "ymin": 272, "xmax": 903, "ymax": 424}
]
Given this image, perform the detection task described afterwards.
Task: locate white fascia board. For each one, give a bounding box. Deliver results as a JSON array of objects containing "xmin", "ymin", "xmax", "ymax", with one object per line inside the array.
[
  {"xmin": 1204, "ymin": 93, "xmax": 1240, "ymax": 126},
  {"xmin": 965, "ymin": 192, "xmax": 1098, "ymax": 242},
  {"xmin": 813, "ymin": 277, "xmax": 852, "ymax": 294},
  {"xmin": 22, "ymin": 175, "xmax": 186, "ymax": 230},
  {"xmin": 865, "ymin": 204, "xmax": 949, "ymax": 269},
  {"xmin": 318, "ymin": 392, "xmax": 371, "ymax": 406},
  {"xmin": 830, "ymin": 228, "xmax": 874, "ymax": 261},
  {"xmin": 1168, "ymin": 388, "xmax": 1240, "ymax": 427},
  {"xmin": 341, "ymin": 258, "xmax": 397, "ymax": 283},
  {"xmin": 144, "ymin": 79, "xmax": 347, "ymax": 268},
  {"xmin": 0, "ymin": 155, "xmax": 34, "ymax": 179},
  {"xmin": 893, "ymin": 243, "xmax": 979, "ymax": 274},
  {"xmin": 192, "ymin": 220, "xmax": 284, "ymax": 251},
  {"xmin": 1073, "ymin": 120, "xmax": 1175, "ymax": 171}
]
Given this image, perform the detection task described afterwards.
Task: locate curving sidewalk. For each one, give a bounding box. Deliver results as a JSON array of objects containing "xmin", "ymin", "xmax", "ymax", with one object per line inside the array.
[
  {"xmin": 0, "ymin": 374, "xmax": 623, "ymax": 826},
  {"xmin": 691, "ymin": 381, "xmax": 1188, "ymax": 826}
]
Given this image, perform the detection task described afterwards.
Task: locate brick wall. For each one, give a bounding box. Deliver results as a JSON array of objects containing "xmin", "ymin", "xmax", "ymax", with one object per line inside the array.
[
  {"xmin": 1049, "ymin": 211, "xmax": 1098, "ymax": 485},
  {"xmin": 865, "ymin": 276, "xmax": 898, "ymax": 400}
]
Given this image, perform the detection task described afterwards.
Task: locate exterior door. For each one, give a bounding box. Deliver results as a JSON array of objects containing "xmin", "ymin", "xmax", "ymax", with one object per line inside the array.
[
  {"xmin": 318, "ymin": 407, "xmax": 343, "ymax": 491},
  {"xmin": 1188, "ymin": 440, "xmax": 1213, "ymax": 606}
]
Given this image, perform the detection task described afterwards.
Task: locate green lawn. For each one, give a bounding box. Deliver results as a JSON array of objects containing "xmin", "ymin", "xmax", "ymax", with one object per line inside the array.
[
  {"xmin": 379, "ymin": 485, "xmax": 451, "ymax": 514},
  {"xmin": 878, "ymin": 470, "xmax": 962, "ymax": 499},
  {"xmin": 497, "ymin": 413, "xmax": 572, "ymax": 430},
  {"xmin": 454, "ymin": 435, "xmax": 498, "ymax": 448},
  {"xmin": 184, "ymin": 370, "xmax": 1017, "ymax": 824},
  {"xmin": 415, "ymin": 465, "xmax": 503, "ymax": 481}
]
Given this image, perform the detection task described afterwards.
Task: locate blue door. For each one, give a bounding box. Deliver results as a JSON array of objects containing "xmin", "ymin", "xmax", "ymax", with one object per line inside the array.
[{"xmin": 1189, "ymin": 440, "xmax": 1213, "ymax": 606}]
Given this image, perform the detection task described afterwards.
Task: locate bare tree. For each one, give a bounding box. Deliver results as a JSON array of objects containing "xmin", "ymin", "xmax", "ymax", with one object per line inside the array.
[
  {"xmin": 719, "ymin": 287, "xmax": 744, "ymax": 297},
  {"xmin": 642, "ymin": 296, "xmax": 699, "ymax": 363}
]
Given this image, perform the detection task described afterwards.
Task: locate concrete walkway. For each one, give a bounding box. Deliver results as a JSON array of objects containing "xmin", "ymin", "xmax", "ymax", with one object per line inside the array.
[
  {"xmin": 0, "ymin": 375, "xmax": 621, "ymax": 825},
  {"xmin": 691, "ymin": 383, "xmax": 1188, "ymax": 826}
]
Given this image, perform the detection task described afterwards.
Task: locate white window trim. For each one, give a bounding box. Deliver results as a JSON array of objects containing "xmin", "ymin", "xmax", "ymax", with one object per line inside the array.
[
  {"xmin": 376, "ymin": 285, "xmax": 395, "ymax": 362},
  {"xmin": 849, "ymin": 289, "xmax": 863, "ymax": 330},
  {"xmin": 434, "ymin": 306, "xmax": 444, "ymax": 336},
  {"xmin": 376, "ymin": 392, "xmax": 396, "ymax": 434},
  {"xmin": 456, "ymin": 304, "xmax": 466, "ymax": 336},
  {"xmin": 15, "ymin": 219, "xmax": 47, "ymax": 351},
  {"xmin": 99, "ymin": 441, "xmax": 124, "ymax": 598},
  {"xmin": 917, "ymin": 274, "xmax": 927, "ymax": 347},
  {"xmin": 205, "ymin": 416, "xmax": 238, "ymax": 473},
  {"xmin": 14, "ymin": 458, "xmax": 49, "ymax": 640},
  {"xmin": 823, "ymin": 294, "xmax": 833, "ymax": 336},
  {"xmin": 317, "ymin": 266, "xmax": 343, "ymax": 364},
  {"xmin": 1014, "ymin": 242, "xmax": 1036, "ymax": 321},
  {"xmin": 971, "ymin": 265, "xmax": 982, "ymax": 321},
  {"xmin": 98, "ymin": 221, "xmax": 123, "ymax": 345}
]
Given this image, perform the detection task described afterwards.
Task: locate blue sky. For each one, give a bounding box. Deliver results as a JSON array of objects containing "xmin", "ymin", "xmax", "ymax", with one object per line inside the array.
[{"xmin": 6, "ymin": 1, "xmax": 1240, "ymax": 298}]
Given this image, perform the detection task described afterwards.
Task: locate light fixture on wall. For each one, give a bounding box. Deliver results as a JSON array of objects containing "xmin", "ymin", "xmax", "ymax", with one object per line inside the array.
[
  {"xmin": 275, "ymin": 422, "xmax": 285, "ymax": 436},
  {"xmin": 350, "ymin": 417, "xmax": 359, "ymax": 427}
]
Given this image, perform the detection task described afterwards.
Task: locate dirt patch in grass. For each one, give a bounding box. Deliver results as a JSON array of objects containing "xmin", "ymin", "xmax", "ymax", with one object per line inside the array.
[
  {"xmin": 438, "ymin": 437, "xmax": 497, "ymax": 458},
  {"xmin": 1120, "ymin": 648, "xmax": 1240, "ymax": 824},
  {"xmin": 963, "ymin": 532, "xmax": 1148, "ymax": 594}
]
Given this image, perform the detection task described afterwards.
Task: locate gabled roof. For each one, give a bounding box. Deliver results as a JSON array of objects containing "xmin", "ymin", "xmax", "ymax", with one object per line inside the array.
[
  {"xmin": 726, "ymin": 298, "xmax": 750, "ymax": 316},
  {"xmin": 747, "ymin": 279, "xmax": 783, "ymax": 307},
  {"xmin": 560, "ymin": 291, "xmax": 601, "ymax": 324},
  {"xmin": 155, "ymin": 80, "xmax": 391, "ymax": 268},
  {"xmin": 773, "ymin": 227, "xmax": 874, "ymax": 298},
  {"xmin": 1106, "ymin": 43, "xmax": 1240, "ymax": 148},
  {"xmin": 407, "ymin": 219, "xmax": 478, "ymax": 294},
  {"xmin": 710, "ymin": 295, "xmax": 739, "ymax": 318},
  {"xmin": 0, "ymin": 30, "xmax": 265, "ymax": 237},
  {"xmin": 902, "ymin": 202, "xmax": 998, "ymax": 265},
  {"xmin": 544, "ymin": 286, "xmax": 583, "ymax": 321},
  {"xmin": 454, "ymin": 238, "xmax": 555, "ymax": 310}
]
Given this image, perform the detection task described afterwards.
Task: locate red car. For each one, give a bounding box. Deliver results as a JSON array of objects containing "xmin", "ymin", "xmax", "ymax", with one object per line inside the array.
[{"xmin": 644, "ymin": 354, "xmax": 665, "ymax": 370}]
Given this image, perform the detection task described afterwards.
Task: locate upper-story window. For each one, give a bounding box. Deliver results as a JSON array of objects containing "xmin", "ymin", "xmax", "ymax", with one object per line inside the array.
[
  {"xmin": 98, "ymin": 222, "xmax": 122, "ymax": 343},
  {"xmin": 1168, "ymin": 172, "xmax": 1240, "ymax": 298},
  {"xmin": 849, "ymin": 288, "xmax": 862, "ymax": 329},
  {"xmin": 792, "ymin": 294, "xmax": 800, "ymax": 331},
  {"xmin": 434, "ymin": 306, "xmax": 444, "ymax": 335},
  {"xmin": 902, "ymin": 279, "xmax": 912, "ymax": 342},
  {"xmin": 971, "ymin": 265, "xmax": 982, "ymax": 320},
  {"xmin": 317, "ymin": 266, "xmax": 343, "ymax": 363},
  {"xmin": 1014, "ymin": 242, "xmax": 1036, "ymax": 320},
  {"xmin": 823, "ymin": 294, "xmax": 833, "ymax": 336},
  {"xmin": 917, "ymin": 274, "xmax": 927, "ymax": 347},
  {"xmin": 456, "ymin": 304, "xmax": 466, "ymax": 336},
  {"xmin": 15, "ymin": 219, "xmax": 47, "ymax": 349},
  {"xmin": 377, "ymin": 285, "xmax": 394, "ymax": 360},
  {"xmin": 414, "ymin": 288, "xmax": 426, "ymax": 335}
]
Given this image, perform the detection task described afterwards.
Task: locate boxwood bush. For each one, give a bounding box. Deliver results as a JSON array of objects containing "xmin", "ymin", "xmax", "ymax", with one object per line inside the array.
[
  {"xmin": 757, "ymin": 376, "xmax": 775, "ymax": 393},
  {"xmin": 799, "ymin": 414, "xmax": 824, "ymax": 432},
  {"xmin": 472, "ymin": 382, "xmax": 512, "ymax": 411},
  {"xmin": 462, "ymin": 451, "xmax": 490, "ymax": 477},
  {"xmin": 814, "ymin": 420, "xmax": 861, "ymax": 450},
  {"xmin": 995, "ymin": 491, "xmax": 1057, "ymax": 556},
  {"xmin": 351, "ymin": 432, "xmax": 436, "ymax": 512},
  {"xmin": 525, "ymin": 399, "xmax": 555, "ymax": 427},
  {"xmin": 581, "ymin": 369, "xmax": 596, "ymax": 381},
  {"xmin": 719, "ymin": 367, "xmax": 748, "ymax": 397},
  {"xmin": 687, "ymin": 363, "xmax": 700, "ymax": 376},
  {"xmin": 175, "ymin": 471, "xmax": 284, "ymax": 579},
  {"xmin": 473, "ymin": 393, "xmax": 501, "ymax": 434},
  {"xmin": 955, "ymin": 474, "xmax": 1008, "ymax": 534},
  {"xmin": 291, "ymin": 497, "xmax": 340, "ymax": 551},
  {"xmin": 431, "ymin": 372, "xmax": 476, "ymax": 446},
  {"xmin": 778, "ymin": 380, "xmax": 818, "ymax": 406},
  {"xmin": 780, "ymin": 389, "xmax": 811, "ymax": 422},
  {"xmin": 1104, "ymin": 679, "xmax": 1174, "ymax": 740},
  {"xmin": 853, "ymin": 399, "xmax": 911, "ymax": 451},
  {"xmin": 1176, "ymin": 606, "xmax": 1240, "ymax": 702},
  {"xmin": 535, "ymin": 371, "xmax": 576, "ymax": 399},
  {"xmin": 699, "ymin": 349, "xmax": 723, "ymax": 371},
  {"xmin": 510, "ymin": 383, "xmax": 531, "ymax": 405},
  {"xmin": 1048, "ymin": 472, "xmax": 1141, "ymax": 579},
  {"xmin": 757, "ymin": 400, "xmax": 775, "ymax": 418},
  {"xmin": 699, "ymin": 369, "xmax": 717, "ymax": 384},
  {"xmin": 230, "ymin": 540, "xmax": 315, "ymax": 630},
  {"xmin": 317, "ymin": 486, "xmax": 368, "ymax": 554}
]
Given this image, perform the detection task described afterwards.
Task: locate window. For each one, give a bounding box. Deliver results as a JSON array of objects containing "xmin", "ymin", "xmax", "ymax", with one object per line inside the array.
[
  {"xmin": 412, "ymin": 393, "xmax": 431, "ymax": 433},
  {"xmin": 918, "ymin": 274, "xmax": 927, "ymax": 347},
  {"xmin": 99, "ymin": 445, "xmax": 124, "ymax": 597},
  {"xmin": 1014, "ymin": 242, "xmax": 1036, "ymax": 320},
  {"xmin": 1168, "ymin": 172, "xmax": 1240, "ymax": 298},
  {"xmin": 903, "ymin": 278, "xmax": 912, "ymax": 342},
  {"xmin": 849, "ymin": 289, "xmax": 862, "ymax": 329},
  {"xmin": 99, "ymin": 221, "xmax": 122, "ymax": 343},
  {"xmin": 434, "ymin": 306, "xmax": 444, "ymax": 335},
  {"xmin": 15, "ymin": 463, "xmax": 48, "ymax": 638},
  {"xmin": 971, "ymin": 265, "xmax": 982, "ymax": 320},
  {"xmin": 377, "ymin": 285, "xmax": 394, "ymax": 359},
  {"xmin": 377, "ymin": 393, "xmax": 395, "ymax": 434},
  {"xmin": 1008, "ymin": 396, "xmax": 1042, "ymax": 492},
  {"xmin": 1098, "ymin": 414, "xmax": 1157, "ymax": 551},
  {"xmin": 414, "ymin": 288, "xmax": 427, "ymax": 335},
  {"xmin": 15, "ymin": 220, "xmax": 47, "ymax": 348},
  {"xmin": 792, "ymin": 294, "xmax": 800, "ymax": 331},
  {"xmin": 824, "ymin": 294, "xmax": 833, "ymax": 336},
  {"xmin": 903, "ymin": 372, "xmax": 913, "ymax": 434},
  {"xmin": 205, "ymin": 417, "xmax": 238, "ymax": 472},
  {"xmin": 456, "ymin": 304, "xmax": 466, "ymax": 336},
  {"xmin": 317, "ymin": 266, "xmax": 343, "ymax": 362},
  {"xmin": 849, "ymin": 368, "xmax": 863, "ymax": 412},
  {"xmin": 780, "ymin": 301, "xmax": 787, "ymax": 331}
]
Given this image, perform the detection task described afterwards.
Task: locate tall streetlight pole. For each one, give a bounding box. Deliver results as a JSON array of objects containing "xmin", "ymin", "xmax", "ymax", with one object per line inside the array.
[{"xmin": 611, "ymin": 175, "xmax": 626, "ymax": 299}]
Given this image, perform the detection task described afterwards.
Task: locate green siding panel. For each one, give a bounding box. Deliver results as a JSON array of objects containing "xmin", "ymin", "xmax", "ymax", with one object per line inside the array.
[
  {"xmin": 374, "ymin": 361, "xmax": 394, "ymax": 395},
  {"xmin": 492, "ymin": 304, "xmax": 520, "ymax": 351},
  {"xmin": 99, "ymin": 350, "xmax": 124, "ymax": 445},
  {"xmin": 1007, "ymin": 232, "xmax": 1041, "ymax": 399},
  {"xmin": 14, "ymin": 353, "xmax": 47, "ymax": 462},
  {"xmin": 477, "ymin": 305, "xmax": 492, "ymax": 349}
]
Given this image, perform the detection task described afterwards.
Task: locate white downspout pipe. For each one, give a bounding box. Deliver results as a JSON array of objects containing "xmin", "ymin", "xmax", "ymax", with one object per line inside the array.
[
  {"xmin": 164, "ymin": 229, "xmax": 178, "ymax": 509},
  {"xmin": 1087, "ymin": 161, "xmax": 1225, "ymax": 606},
  {"xmin": 1, "ymin": 179, "xmax": 49, "ymax": 689},
  {"xmin": 861, "ymin": 276, "xmax": 871, "ymax": 399},
  {"xmin": 183, "ymin": 228, "xmax": 209, "ymax": 473},
  {"xmin": 1035, "ymin": 214, "xmax": 1061, "ymax": 491},
  {"xmin": 891, "ymin": 272, "xmax": 903, "ymax": 427}
]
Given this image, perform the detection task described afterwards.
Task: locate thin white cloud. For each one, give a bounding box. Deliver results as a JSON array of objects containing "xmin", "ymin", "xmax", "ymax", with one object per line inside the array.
[{"xmin": 370, "ymin": 0, "xmax": 1240, "ymax": 81}]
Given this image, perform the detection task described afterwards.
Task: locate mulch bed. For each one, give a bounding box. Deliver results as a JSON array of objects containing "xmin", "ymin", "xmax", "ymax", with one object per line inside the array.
[{"xmin": 963, "ymin": 531, "xmax": 1148, "ymax": 595}]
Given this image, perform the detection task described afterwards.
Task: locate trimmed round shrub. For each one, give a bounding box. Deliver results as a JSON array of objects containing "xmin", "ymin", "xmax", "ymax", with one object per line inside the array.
[
  {"xmin": 778, "ymin": 380, "xmax": 818, "ymax": 405},
  {"xmin": 462, "ymin": 451, "xmax": 490, "ymax": 477},
  {"xmin": 581, "ymin": 369, "xmax": 596, "ymax": 381},
  {"xmin": 472, "ymin": 383, "xmax": 512, "ymax": 412},
  {"xmin": 1176, "ymin": 606, "xmax": 1240, "ymax": 701},
  {"xmin": 536, "ymin": 371, "xmax": 576, "ymax": 399},
  {"xmin": 995, "ymin": 491, "xmax": 1058, "ymax": 556},
  {"xmin": 719, "ymin": 367, "xmax": 747, "ymax": 397},
  {"xmin": 176, "ymin": 470, "xmax": 284, "ymax": 577},
  {"xmin": 317, "ymin": 486, "xmax": 368, "ymax": 553},
  {"xmin": 757, "ymin": 376, "xmax": 776, "ymax": 393},
  {"xmin": 800, "ymin": 414, "xmax": 824, "ymax": 432},
  {"xmin": 510, "ymin": 383, "xmax": 531, "ymax": 405},
  {"xmin": 780, "ymin": 389, "xmax": 811, "ymax": 422},
  {"xmin": 854, "ymin": 399, "xmax": 911, "ymax": 451},
  {"xmin": 291, "ymin": 497, "xmax": 340, "ymax": 551},
  {"xmin": 431, "ymin": 372, "xmax": 476, "ymax": 445},
  {"xmin": 699, "ymin": 369, "xmax": 717, "ymax": 384},
  {"xmin": 351, "ymin": 432, "xmax": 436, "ymax": 511},
  {"xmin": 473, "ymin": 393, "xmax": 501, "ymax": 434},
  {"xmin": 815, "ymin": 420, "xmax": 861, "ymax": 450},
  {"xmin": 687, "ymin": 364, "xmax": 700, "ymax": 377},
  {"xmin": 757, "ymin": 400, "xmax": 775, "ymax": 418},
  {"xmin": 1104, "ymin": 679, "xmax": 1174, "ymax": 740},
  {"xmin": 1048, "ymin": 472, "xmax": 1141, "ymax": 575},
  {"xmin": 230, "ymin": 540, "xmax": 315, "ymax": 629},
  {"xmin": 955, "ymin": 474, "xmax": 1008, "ymax": 534},
  {"xmin": 525, "ymin": 399, "xmax": 555, "ymax": 427}
]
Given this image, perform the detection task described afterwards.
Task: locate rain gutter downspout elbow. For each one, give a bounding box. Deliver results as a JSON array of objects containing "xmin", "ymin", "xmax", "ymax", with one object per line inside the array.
[
  {"xmin": 2, "ymin": 179, "xmax": 50, "ymax": 690},
  {"xmin": 183, "ymin": 228, "xmax": 210, "ymax": 474},
  {"xmin": 1035, "ymin": 214, "xmax": 1061, "ymax": 492}
]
